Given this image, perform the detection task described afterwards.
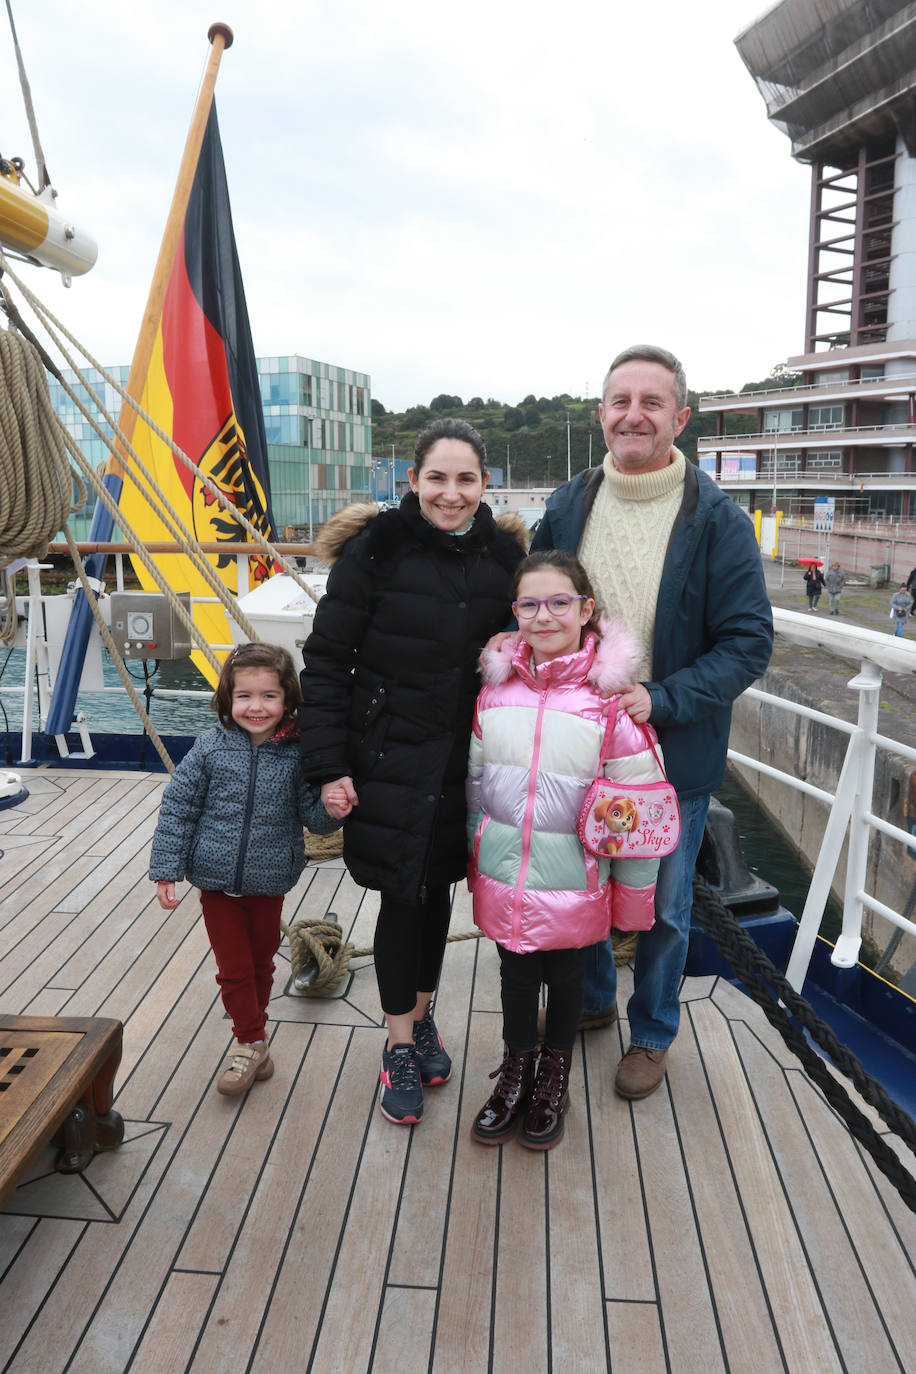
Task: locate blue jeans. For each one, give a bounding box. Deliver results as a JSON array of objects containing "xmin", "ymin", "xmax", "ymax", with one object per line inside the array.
[
  {"xmin": 894, "ymin": 617, "xmax": 905, "ymax": 637},
  {"xmin": 582, "ymin": 792, "xmax": 711, "ymax": 1050}
]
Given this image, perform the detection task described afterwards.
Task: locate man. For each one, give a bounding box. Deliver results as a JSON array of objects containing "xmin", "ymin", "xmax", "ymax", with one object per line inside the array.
[
  {"xmin": 531, "ymin": 344, "xmax": 773, "ymax": 1100},
  {"xmin": 825, "ymin": 561, "xmax": 845, "ymax": 615}
]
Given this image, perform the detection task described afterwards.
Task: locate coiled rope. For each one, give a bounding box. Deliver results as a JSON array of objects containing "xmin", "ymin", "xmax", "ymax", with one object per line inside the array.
[
  {"xmin": 0, "ymin": 328, "xmax": 86, "ymax": 641},
  {"xmin": 283, "ymin": 915, "xmax": 636, "ymax": 998}
]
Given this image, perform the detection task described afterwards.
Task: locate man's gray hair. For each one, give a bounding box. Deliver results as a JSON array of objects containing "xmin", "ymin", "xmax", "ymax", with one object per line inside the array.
[{"xmin": 601, "ymin": 345, "xmax": 688, "ymax": 411}]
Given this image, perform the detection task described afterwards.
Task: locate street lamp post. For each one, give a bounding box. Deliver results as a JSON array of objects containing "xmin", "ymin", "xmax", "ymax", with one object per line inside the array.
[{"xmin": 566, "ymin": 413, "xmax": 571, "ymax": 481}]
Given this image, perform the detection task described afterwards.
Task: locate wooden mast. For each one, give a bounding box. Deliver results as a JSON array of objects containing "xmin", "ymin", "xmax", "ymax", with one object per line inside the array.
[{"xmin": 107, "ymin": 21, "xmax": 234, "ymax": 475}]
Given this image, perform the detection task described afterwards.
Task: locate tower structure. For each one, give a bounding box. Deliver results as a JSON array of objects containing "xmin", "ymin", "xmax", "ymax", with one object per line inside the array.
[{"xmin": 698, "ymin": 0, "xmax": 916, "ymax": 523}]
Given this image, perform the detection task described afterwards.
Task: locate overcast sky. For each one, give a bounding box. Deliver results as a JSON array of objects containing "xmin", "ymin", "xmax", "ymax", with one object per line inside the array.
[{"xmin": 2, "ymin": 0, "xmax": 809, "ymax": 413}]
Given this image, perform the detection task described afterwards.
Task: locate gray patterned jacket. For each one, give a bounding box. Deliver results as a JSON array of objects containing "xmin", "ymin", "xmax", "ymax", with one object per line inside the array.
[{"xmin": 149, "ymin": 720, "xmax": 339, "ymax": 896}]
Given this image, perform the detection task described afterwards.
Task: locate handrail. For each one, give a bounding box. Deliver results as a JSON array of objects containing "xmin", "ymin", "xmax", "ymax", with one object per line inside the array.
[
  {"xmin": 698, "ymin": 423, "xmax": 916, "ymax": 445},
  {"xmin": 699, "ymin": 370, "xmax": 916, "ymax": 407},
  {"xmin": 730, "ymin": 608, "xmax": 916, "ymax": 992}
]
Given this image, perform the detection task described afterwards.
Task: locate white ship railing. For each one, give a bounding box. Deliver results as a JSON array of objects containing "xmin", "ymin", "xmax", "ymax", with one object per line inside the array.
[{"xmin": 729, "ymin": 608, "xmax": 916, "ymax": 993}]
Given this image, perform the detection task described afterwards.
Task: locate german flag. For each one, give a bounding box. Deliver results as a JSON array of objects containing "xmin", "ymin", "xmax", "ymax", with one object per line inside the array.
[{"xmin": 119, "ymin": 104, "xmax": 277, "ymax": 685}]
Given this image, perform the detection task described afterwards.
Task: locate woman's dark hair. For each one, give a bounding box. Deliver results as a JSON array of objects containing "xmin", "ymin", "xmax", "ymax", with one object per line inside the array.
[
  {"xmin": 212, "ymin": 641, "xmax": 302, "ymax": 727},
  {"xmin": 412, "ymin": 417, "xmax": 488, "ymax": 474},
  {"xmin": 512, "ymin": 550, "xmax": 602, "ymax": 638}
]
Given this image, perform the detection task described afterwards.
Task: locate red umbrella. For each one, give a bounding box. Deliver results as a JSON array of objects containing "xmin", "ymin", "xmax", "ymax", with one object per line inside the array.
[{"xmin": 798, "ymin": 557, "xmax": 824, "ymax": 566}]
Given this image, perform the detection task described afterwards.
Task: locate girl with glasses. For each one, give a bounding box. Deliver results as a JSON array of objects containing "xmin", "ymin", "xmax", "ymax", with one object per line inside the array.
[{"xmin": 466, "ymin": 551, "xmax": 663, "ymax": 1150}]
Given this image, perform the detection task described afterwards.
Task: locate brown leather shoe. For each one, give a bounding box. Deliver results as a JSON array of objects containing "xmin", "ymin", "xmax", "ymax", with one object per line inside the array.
[
  {"xmin": 518, "ymin": 1046, "xmax": 572, "ymax": 1150},
  {"xmin": 471, "ymin": 1046, "xmax": 537, "ymax": 1145},
  {"xmin": 614, "ymin": 1045, "xmax": 668, "ymax": 1100},
  {"xmin": 579, "ymin": 1005, "xmax": 618, "ymax": 1032}
]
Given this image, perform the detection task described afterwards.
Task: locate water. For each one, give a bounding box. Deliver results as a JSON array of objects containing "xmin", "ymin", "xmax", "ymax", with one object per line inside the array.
[
  {"xmin": 0, "ymin": 646, "xmax": 215, "ymax": 738},
  {"xmin": 716, "ymin": 770, "xmax": 847, "ymax": 947}
]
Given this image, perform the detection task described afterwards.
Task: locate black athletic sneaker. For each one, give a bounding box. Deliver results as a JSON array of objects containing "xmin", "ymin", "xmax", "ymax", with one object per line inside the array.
[
  {"xmin": 379, "ymin": 1042, "xmax": 424, "ymax": 1124},
  {"xmin": 412, "ymin": 1008, "xmax": 452, "ymax": 1085}
]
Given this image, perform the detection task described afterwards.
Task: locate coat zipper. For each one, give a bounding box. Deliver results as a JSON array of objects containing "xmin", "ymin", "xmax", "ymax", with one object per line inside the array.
[
  {"xmin": 513, "ymin": 684, "xmax": 548, "ymax": 944},
  {"xmin": 233, "ymin": 740, "xmax": 260, "ymax": 893}
]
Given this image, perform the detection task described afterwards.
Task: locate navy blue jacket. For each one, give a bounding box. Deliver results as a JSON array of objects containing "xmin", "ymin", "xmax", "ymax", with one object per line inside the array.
[{"xmin": 531, "ymin": 462, "xmax": 773, "ymax": 798}]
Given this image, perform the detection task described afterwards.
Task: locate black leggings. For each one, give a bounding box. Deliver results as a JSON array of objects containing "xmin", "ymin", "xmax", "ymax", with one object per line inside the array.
[
  {"xmin": 373, "ymin": 884, "xmax": 452, "ymax": 1016},
  {"xmin": 497, "ymin": 944, "xmax": 585, "ymax": 1052}
]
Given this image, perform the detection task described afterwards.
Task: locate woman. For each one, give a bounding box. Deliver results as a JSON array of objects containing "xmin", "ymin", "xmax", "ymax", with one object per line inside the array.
[
  {"xmin": 299, "ymin": 418, "xmax": 527, "ymax": 1125},
  {"xmin": 803, "ymin": 563, "xmax": 825, "ymax": 610}
]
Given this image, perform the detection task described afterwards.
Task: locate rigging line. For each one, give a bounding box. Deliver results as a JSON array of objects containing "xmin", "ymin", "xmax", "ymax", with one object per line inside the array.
[
  {"xmin": 60, "ymin": 522, "xmax": 175, "ymax": 772},
  {"xmin": 0, "ymin": 252, "xmax": 319, "ymax": 602},
  {"xmin": 19, "ymin": 310, "xmax": 264, "ymax": 648},
  {"xmin": 4, "ymin": 0, "xmax": 51, "ymax": 191}
]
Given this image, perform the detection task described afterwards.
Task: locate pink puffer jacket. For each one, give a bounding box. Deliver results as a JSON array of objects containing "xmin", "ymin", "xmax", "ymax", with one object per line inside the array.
[{"xmin": 467, "ymin": 621, "xmax": 662, "ymax": 953}]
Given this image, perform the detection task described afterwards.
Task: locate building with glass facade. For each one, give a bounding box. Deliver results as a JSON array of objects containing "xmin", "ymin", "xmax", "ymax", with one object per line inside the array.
[{"xmin": 52, "ymin": 354, "xmax": 372, "ymax": 540}]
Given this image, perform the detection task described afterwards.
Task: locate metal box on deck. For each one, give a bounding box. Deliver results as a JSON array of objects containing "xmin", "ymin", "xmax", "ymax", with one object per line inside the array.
[{"xmin": 109, "ymin": 592, "xmax": 192, "ymax": 659}]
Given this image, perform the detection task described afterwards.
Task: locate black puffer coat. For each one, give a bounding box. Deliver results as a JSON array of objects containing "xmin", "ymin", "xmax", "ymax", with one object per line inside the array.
[{"xmin": 299, "ymin": 492, "xmax": 527, "ymax": 901}]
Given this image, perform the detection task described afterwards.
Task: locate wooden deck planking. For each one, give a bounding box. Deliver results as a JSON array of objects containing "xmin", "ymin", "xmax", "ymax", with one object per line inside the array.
[
  {"xmin": 389, "ymin": 932, "xmax": 476, "ymax": 1286},
  {"xmin": 587, "ymin": 991, "xmax": 657, "ymax": 1305},
  {"xmin": 671, "ymin": 1008, "xmax": 785, "ymax": 1373},
  {"xmin": 626, "ymin": 1036, "xmax": 726, "ymax": 1374},
  {"xmin": 785, "ymin": 1066, "xmax": 916, "ymax": 1369},
  {"xmin": 251, "ymin": 1028, "xmax": 387, "ymax": 1373},
  {"xmin": 128, "ymin": 1272, "xmax": 220, "ymax": 1374},
  {"xmin": 433, "ymin": 1012, "xmax": 504, "ymax": 1373},
  {"xmin": 0, "ymin": 768, "xmax": 914, "ymax": 1372},
  {"xmin": 690, "ymin": 998, "xmax": 844, "ymax": 1373},
  {"xmin": 546, "ymin": 1038, "xmax": 611, "ymax": 1370},
  {"xmin": 0, "ymin": 1217, "xmax": 85, "ymax": 1371}
]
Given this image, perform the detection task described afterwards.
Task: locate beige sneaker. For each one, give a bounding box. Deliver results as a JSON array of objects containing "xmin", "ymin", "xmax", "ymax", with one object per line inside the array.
[{"xmin": 217, "ymin": 1041, "xmax": 274, "ymax": 1096}]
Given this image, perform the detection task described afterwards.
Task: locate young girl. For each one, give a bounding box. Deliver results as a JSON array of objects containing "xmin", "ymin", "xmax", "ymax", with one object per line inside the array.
[
  {"xmin": 467, "ymin": 551, "xmax": 664, "ymax": 1150},
  {"xmin": 299, "ymin": 418, "xmax": 527, "ymax": 1126},
  {"xmin": 150, "ymin": 642, "xmax": 341, "ymax": 1096}
]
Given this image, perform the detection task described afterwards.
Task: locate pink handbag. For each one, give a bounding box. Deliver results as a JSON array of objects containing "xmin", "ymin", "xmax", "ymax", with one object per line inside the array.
[{"xmin": 577, "ymin": 720, "xmax": 680, "ymax": 860}]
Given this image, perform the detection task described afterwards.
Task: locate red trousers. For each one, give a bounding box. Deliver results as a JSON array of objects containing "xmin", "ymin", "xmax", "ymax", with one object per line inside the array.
[{"xmin": 201, "ymin": 891, "xmax": 284, "ymax": 1044}]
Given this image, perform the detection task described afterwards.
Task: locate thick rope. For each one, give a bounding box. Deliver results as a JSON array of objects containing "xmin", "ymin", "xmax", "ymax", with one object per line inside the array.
[
  {"xmin": 0, "ymin": 329, "xmax": 86, "ymax": 567},
  {"xmin": 283, "ymin": 919, "xmax": 634, "ymax": 999},
  {"xmin": 691, "ymin": 873, "xmax": 916, "ymax": 1215}
]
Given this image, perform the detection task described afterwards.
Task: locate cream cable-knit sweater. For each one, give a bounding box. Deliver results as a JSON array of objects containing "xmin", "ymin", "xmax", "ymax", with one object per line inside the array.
[{"xmin": 578, "ymin": 447, "xmax": 686, "ymax": 680}]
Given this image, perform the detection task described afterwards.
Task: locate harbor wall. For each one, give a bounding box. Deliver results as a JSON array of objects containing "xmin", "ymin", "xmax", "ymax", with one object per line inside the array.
[{"xmin": 728, "ymin": 667, "xmax": 916, "ymax": 982}]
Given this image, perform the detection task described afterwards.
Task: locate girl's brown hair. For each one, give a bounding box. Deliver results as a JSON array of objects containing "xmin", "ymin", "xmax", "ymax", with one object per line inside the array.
[
  {"xmin": 211, "ymin": 642, "xmax": 302, "ymax": 728},
  {"xmin": 512, "ymin": 550, "xmax": 602, "ymax": 639}
]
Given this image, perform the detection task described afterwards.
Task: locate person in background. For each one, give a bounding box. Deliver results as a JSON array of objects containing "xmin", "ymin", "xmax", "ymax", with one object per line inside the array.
[
  {"xmin": 149, "ymin": 643, "xmax": 341, "ymax": 1096},
  {"xmin": 804, "ymin": 563, "xmax": 825, "ymax": 611},
  {"xmin": 890, "ymin": 582, "xmax": 913, "ymax": 637},
  {"xmin": 906, "ymin": 565, "xmax": 916, "ymax": 615},
  {"xmin": 529, "ymin": 343, "xmax": 773, "ymax": 1100},
  {"xmin": 825, "ymin": 561, "xmax": 846, "ymax": 616},
  {"xmin": 299, "ymin": 418, "xmax": 528, "ymax": 1126}
]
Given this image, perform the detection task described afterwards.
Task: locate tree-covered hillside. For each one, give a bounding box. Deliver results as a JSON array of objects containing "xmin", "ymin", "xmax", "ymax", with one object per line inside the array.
[{"xmin": 371, "ymin": 374, "xmax": 778, "ymax": 485}]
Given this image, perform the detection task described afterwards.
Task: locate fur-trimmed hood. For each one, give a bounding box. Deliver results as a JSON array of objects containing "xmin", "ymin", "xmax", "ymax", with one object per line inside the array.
[
  {"xmin": 308, "ymin": 494, "xmax": 529, "ymax": 568},
  {"xmin": 481, "ymin": 616, "xmax": 643, "ymax": 695}
]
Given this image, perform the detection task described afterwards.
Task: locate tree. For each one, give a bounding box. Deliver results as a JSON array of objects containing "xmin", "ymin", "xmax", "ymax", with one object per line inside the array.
[
  {"xmin": 405, "ymin": 404, "xmax": 434, "ymax": 427},
  {"xmin": 430, "ymin": 393, "xmax": 463, "ymax": 411},
  {"xmin": 524, "ymin": 405, "xmax": 540, "ymax": 428},
  {"xmin": 504, "ymin": 406, "xmax": 524, "ymax": 432},
  {"xmin": 371, "ymin": 398, "xmax": 387, "ymax": 418},
  {"xmin": 468, "ymin": 396, "xmax": 485, "ymax": 409}
]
